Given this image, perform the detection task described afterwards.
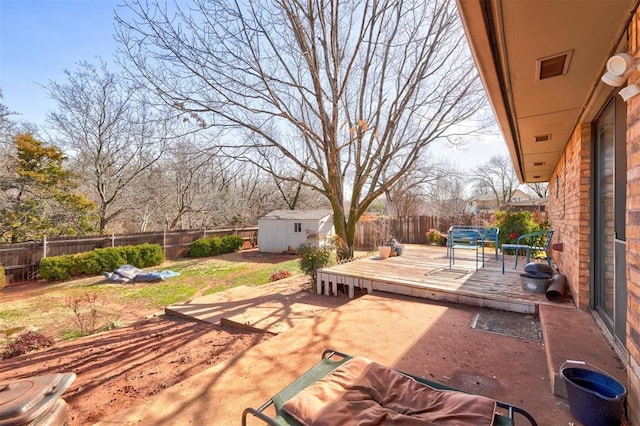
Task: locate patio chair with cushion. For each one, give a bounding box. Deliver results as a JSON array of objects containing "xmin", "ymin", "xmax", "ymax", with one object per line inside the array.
[
  {"xmin": 242, "ymin": 349, "xmax": 537, "ymax": 426},
  {"xmin": 501, "ymin": 229, "xmax": 555, "ymax": 274}
]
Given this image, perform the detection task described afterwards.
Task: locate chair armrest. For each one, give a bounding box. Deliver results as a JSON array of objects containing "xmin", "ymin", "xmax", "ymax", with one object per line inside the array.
[
  {"xmin": 515, "ymin": 230, "xmax": 554, "ymax": 250},
  {"xmin": 515, "ymin": 230, "xmax": 546, "ymax": 245},
  {"xmin": 449, "ymin": 229, "xmax": 483, "ymax": 246},
  {"xmin": 482, "ymin": 228, "xmax": 499, "ymax": 244}
]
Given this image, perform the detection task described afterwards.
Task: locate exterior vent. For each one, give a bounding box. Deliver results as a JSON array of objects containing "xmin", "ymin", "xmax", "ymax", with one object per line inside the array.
[
  {"xmin": 537, "ymin": 50, "xmax": 573, "ymax": 80},
  {"xmin": 533, "ymin": 161, "xmax": 545, "ymax": 167},
  {"xmin": 534, "ymin": 134, "xmax": 551, "ymax": 142}
]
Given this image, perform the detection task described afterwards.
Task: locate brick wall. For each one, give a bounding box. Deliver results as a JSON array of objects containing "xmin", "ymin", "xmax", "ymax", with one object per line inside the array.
[
  {"xmin": 547, "ymin": 64, "xmax": 640, "ymax": 420},
  {"xmin": 547, "ymin": 124, "xmax": 591, "ymax": 310},
  {"xmin": 626, "ymin": 118, "xmax": 640, "ymax": 424},
  {"xmin": 624, "ymin": 12, "xmax": 640, "ymax": 424},
  {"xmin": 625, "ymin": 13, "xmax": 640, "ymax": 423}
]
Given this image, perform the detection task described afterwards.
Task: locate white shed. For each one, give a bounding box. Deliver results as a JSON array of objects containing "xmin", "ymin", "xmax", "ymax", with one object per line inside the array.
[{"xmin": 258, "ymin": 210, "xmax": 334, "ymax": 253}]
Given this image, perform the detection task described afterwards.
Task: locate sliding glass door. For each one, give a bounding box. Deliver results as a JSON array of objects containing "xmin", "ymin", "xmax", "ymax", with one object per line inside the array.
[{"xmin": 593, "ymin": 96, "xmax": 627, "ymax": 346}]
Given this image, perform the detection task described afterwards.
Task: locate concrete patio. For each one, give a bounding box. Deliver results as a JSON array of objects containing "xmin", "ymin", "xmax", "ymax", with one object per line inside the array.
[{"xmin": 96, "ymin": 245, "xmax": 628, "ymax": 425}]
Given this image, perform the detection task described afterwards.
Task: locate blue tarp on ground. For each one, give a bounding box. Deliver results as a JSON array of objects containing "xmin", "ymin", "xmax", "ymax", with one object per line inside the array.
[{"xmin": 102, "ymin": 265, "xmax": 180, "ymax": 283}]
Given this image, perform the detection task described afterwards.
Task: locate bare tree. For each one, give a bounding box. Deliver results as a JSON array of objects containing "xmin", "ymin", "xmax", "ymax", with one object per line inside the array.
[
  {"xmin": 46, "ymin": 60, "xmax": 167, "ymax": 232},
  {"xmin": 121, "ymin": 147, "xmax": 327, "ymax": 231},
  {"xmin": 386, "ymin": 186, "xmax": 425, "ymax": 217},
  {"xmin": 0, "ymin": 92, "xmax": 15, "ymax": 210},
  {"xmin": 120, "ymin": 164, "xmax": 169, "ymax": 232},
  {"xmin": 525, "ymin": 182, "xmax": 549, "ymax": 198},
  {"xmin": 0, "ymin": 90, "xmax": 14, "ymax": 148},
  {"xmin": 471, "ymin": 155, "xmax": 520, "ymax": 207},
  {"xmin": 250, "ymin": 150, "xmax": 328, "ymax": 211},
  {"xmin": 383, "ymin": 156, "xmax": 450, "ymax": 217},
  {"xmin": 423, "ymin": 166, "xmax": 473, "ymax": 231},
  {"xmin": 116, "ymin": 0, "xmax": 486, "ymax": 257}
]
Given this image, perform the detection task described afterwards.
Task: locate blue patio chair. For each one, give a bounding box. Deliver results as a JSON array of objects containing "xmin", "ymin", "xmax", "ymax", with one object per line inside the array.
[
  {"xmin": 480, "ymin": 227, "xmax": 500, "ymax": 260},
  {"xmin": 446, "ymin": 225, "xmax": 478, "ymax": 258},
  {"xmin": 501, "ymin": 229, "xmax": 554, "ymax": 274},
  {"xmin": 448, "ymin": 228, "xmax": 484, "ymax": 271},
  {"xmin": 447, "ymin": 226, "xmax": 498, "ymax": 261}
]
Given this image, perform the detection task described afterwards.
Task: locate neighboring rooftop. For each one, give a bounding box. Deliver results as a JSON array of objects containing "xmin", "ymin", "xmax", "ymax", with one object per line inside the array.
[{"xmin": 260, "ymin": 210, "xmax": 333, "ymax": 220}]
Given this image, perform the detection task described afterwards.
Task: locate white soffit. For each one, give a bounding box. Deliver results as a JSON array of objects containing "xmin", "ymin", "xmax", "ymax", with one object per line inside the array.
[{"xmin": 457, "ymin": 0, "xmax": 638, "ymax": 182}]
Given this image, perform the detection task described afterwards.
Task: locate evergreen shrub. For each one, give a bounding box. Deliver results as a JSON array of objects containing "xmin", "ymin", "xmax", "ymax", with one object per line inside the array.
[
  {"xmin": 426, "ymin": 229, "xmax": 447, "ymax": 246},
  {"xmin": 220, "ymin": 235, "xmax": 244, "ymax": 253},
  {"xmin": 39, "ymin": 243, "xmax": 164, "ymax": 281},
  {"xmin": 298, "ymin": 238, "xmax": 336, "ymax": 285},
  {"xmin": 493, "ymin": 210, "xmax": 549, "ymax": 252},
  {"xmin": 189, "ymin": 235, "xmax": 244, "ymax": 258}
]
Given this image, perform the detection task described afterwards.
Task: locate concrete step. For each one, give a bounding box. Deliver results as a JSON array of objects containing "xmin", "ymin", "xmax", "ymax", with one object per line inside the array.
[
  {"xmin": 164, "ymin": 276, "xmax": 348, "ymax": 334},
  {"xmin": 538, "ymin": 303, "xmax": 627, "ymax": 398}
]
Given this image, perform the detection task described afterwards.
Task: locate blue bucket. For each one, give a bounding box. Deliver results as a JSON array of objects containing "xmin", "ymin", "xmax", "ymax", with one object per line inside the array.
[{"xmin": 561, "ymin": 364, "xmax": 626, "ymax": 426}]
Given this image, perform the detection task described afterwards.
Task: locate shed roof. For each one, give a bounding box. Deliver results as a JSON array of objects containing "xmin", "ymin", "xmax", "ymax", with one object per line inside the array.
[{"xmin": 261, "ymin": 209, "xmax": 333, "ymax": 221}]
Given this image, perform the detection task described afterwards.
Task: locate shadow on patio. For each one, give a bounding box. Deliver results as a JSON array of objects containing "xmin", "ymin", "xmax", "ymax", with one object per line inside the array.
[{"xmin": 97, "ymin": 245, "xmax": 627, "ymax": 425}]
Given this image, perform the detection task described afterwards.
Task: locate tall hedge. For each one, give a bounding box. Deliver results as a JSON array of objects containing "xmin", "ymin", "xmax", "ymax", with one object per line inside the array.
[
  {"xmin": 189, "ymin": 235, "xmax": 244, "ymax": 257},
  {"xmin": 39, "ymin": 243, "xmax": 164, "ymax": 281}
]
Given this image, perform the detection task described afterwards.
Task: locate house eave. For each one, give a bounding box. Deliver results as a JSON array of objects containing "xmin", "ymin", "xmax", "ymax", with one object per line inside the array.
[{"xmin": 456, "ymin": 0, "xmax": 639, "ymax": 183}]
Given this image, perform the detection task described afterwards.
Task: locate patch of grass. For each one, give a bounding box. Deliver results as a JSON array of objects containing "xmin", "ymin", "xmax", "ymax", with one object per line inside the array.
[
  {"xmin": 210, "ymin": 265, "xmax": 249, "ymax": 279},
  {"xmin": 1, "ymin": 301, "xmax": 69, "ymax": 333},
  {"xmin": 98, "ymin": 319, "xmax": 125, "ymax": 332},
  {"xmin": 195, "ymin": 260, "xmax": 300, "ymax": 295},
  {"xmin": 121, "ymin": 282, "xmax": 199, "ymax": 307},
  {"xmin": 168, "ymin": 260, "xmax": 243, "ymax": 277},
  {"xmin": 237, "ymin": 260, "xmax": 302, "ymax": 287},
  {"xmin": 202, "ymin": 284, "xmax": 232, "ymax": 296},
  {"xmin": 60, "ymin": 329, "xmax": 88, "ymax": 340},
  {"xmin": 0, "ymin": 252, "xmax": 306, "ymax": 341},
  {"xmin": 0, "ymin": 307, "xmax": 30, "ymax": 322}
]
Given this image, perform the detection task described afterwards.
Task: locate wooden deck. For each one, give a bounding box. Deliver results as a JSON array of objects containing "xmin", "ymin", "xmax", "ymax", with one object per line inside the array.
[{"xmin": 317, "ymin": 244, "xmax": 572, "ymax": 314}]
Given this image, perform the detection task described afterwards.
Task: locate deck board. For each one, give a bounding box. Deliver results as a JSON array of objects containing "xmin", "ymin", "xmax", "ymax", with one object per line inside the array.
[{"xmin": 317, "ymin": 244, "xmax": 572, "ymax": 314}]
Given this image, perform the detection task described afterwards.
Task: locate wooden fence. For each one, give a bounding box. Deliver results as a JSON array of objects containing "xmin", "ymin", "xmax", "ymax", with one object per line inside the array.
[
  {"xmin": 0, "ymin": 227, "xmax": 258, "ymax": 284},
  {"xmin": 354, "ymin": 216, "xmax": 438, "ymax": 248},
  {"xmin": 0, "ymin": 216, "xmax": 439, "ymax": 284}
]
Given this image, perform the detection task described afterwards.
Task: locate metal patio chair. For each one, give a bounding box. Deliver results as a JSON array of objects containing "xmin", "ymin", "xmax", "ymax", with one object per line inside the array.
[{"xmin": 501, "ymin": 229, "xmax": 554, "ymax": 274}]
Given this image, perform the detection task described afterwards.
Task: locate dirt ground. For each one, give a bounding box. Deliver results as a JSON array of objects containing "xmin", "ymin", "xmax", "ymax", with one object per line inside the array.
[
  {"xmin": 0, "ymin": 314, "xmax": 272, "ymax": 425},
  {"xmin": 0, "ymin": 250, "xmax": 303, "ymax": 425}
]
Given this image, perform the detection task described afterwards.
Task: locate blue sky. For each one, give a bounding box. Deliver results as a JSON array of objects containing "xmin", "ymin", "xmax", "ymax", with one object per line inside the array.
[
  {"xmin": 0, "ymin": 0, "xmax": 508, "ymax": 168},
  {"xmin": 1, "ymin": 0, "xmax": 122, "ymax": 125}
]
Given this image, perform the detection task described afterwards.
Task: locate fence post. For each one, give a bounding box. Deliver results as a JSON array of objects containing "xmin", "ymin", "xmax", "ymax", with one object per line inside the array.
[
  {"xmin": 43, "ymin": 236, "xmax": 47, "ymax": 258},
  {"xmin": 111, "ymin": 232, "xmax": 115, "ymax": 247},
  {"xmin": 163, "ymin": 230, "xmax": 167, "ymax": 258}
]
